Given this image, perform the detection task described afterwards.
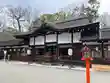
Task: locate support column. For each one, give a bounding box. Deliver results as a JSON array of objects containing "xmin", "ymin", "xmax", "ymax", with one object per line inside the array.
[
  {"xmin": 34, "ymin": 36, "xmax": 35, "ymax": 46},
  {"xmin": 71, "ymin": 31, "xmax": 73, "ymax": 44},
  {"xmin": 44, "ymin": 34, "xmax": 46, "ymax": 55},
  {"xmin": 101, "ymin": 42, "xmax": 104, "ymax": 58},
  {"xmin": 31, "ymin": 46, "xmax": 36, "ymax": 62},
  {"xmin": 71, "ymin": 31, "xmax": 73, "ymax": 60},
  {"xmin": 56, "ymin": 32, "xmax": 59, "ymax": 60}
]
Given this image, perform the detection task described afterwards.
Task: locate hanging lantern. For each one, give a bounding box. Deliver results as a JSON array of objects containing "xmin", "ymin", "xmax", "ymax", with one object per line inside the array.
[
  {"xmin": 68, "ymin": 48, "xmax": 73, "ymax": 56},
  {"xmin": 14, "ymin": 49, "xmax": 16, "ymax": 51},
  {"xmin": 10, "ymin": 49, "xmax": 12, "ymax": 51},
  {"xmin": 95, "ymin": 47, "xmax": 98, "ymax": 51},
  {"xmin": 27, "ymin": 49, "xmax": 31, "ymax": 55},
  {"xmin": 81, "ymin": 46, "xmax": 93, "ymax": 60}
]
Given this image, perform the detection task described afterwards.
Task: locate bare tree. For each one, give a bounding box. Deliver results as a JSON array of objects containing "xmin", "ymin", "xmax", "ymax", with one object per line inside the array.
[
  {"xmin": 0, "ymin": 20, "xmax": 6, "ymax": 32},
  {"xmin": 23, "ymin": 7, "xmax": 39, "ymax": 31},
  {"xmin": 7, "ymin": 6, "xmax": 27, "ymax": 32},
  {"xmin": 7, "ymin": 6, "xmax": 39, "ymax": 32}
]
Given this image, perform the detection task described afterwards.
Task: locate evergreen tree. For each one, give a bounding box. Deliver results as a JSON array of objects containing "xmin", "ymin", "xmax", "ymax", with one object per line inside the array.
[{"xmin": 85, "ymin": 0, "xmax": 100, "ymax": 22}]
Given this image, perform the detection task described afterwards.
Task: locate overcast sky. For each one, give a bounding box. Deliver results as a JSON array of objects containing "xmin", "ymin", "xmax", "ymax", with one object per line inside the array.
[
  {"xmin": 0, "ymin": 0, "xmax": 109, "ymax": 14},
  {"xmin": 99, "ymin": 0, "xmax": 110, "ymax": 14}
]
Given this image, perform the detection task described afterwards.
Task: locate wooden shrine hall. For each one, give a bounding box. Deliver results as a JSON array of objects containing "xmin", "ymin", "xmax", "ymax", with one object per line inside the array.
[
  {"xmin": 13, "ymin": 16, "xmax": 100, "ymax": 66},
  {"xmin": 2, "ymin": 16, "xmax": 110, "ymax": 67}
]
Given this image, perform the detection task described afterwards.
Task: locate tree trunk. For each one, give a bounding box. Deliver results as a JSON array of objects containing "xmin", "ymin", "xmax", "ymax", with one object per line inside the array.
[{"xmin": 17, "ymin": 19, "xmax": 21, "ymax": 32}]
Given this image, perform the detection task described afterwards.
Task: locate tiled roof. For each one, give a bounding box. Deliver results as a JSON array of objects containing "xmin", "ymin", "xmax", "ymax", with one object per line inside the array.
[
  {"xmin": 15, "ymin": 16, "xmax": 91, "ymax": 36},
  {"xmin": 47, "ymin": 16, "xmax": 90, "ymax": 29},
  {"xmin": 0, "ymin": 32, "xmax": 22, "ymax": 46},
  {"xmin": 0, "ymin": 39, "xmax": 22, "ymax": 46},
  {"xmin": 0, "ymin": 32, "xmax": 16, "ymax": 41}
]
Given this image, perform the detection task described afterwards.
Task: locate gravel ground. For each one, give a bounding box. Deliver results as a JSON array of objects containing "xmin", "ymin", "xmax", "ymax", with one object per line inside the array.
[{"xmin": 0, "ymin": 61, "xmax": 110, "ymax": 83}]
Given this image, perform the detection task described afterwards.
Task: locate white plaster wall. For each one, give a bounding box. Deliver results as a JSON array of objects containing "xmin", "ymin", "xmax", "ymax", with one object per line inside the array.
[
  {"xmin": 100, "ymin": 30, "xmax": 110, "ymax": 39},
  {"xmin": 29, "ymin": 37, "xmax": 34, "ymax": 45},
  {"xmin": 35, "ymin": 36, "xmax": 44, "ymax": 45},
  {"xmin": 58, "ymin": 33, "xmax": 71, "ymax": 43},
  {"xmin": 99, "ymin": 13, "xmax": 110, "ymax": 28},
  {"xmin": 73, "ymin": 32, "xmax": 81, "ymax": 43},
  {"xmin": 46, "ymin": 34, "xmax": 56, "ymax": 42}
]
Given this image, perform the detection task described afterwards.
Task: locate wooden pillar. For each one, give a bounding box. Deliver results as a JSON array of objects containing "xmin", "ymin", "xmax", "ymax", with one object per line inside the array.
[
  {"xmin": 71, "ymin": 31, "xmax": 73, "ymax": 59},
  {"xmin": 33, "ymin": 36, "xmax": 36, "ymax": 61},
  {"xmin": 44, "ymin": 34, "xmax": 46, "ymax": 55},
  {"xmin": 56, "ymin": 32, "xmax": 59, "ymax": 59},
  {"xmin": 107, "ymin": 46, "xmax": 108, "ymax": 58},
  {"xmin": 71, "ymin": 31, "xmax": 73, "ymax": 44},
  {"xmin": 34, "ymin": 36, "xmax": 35, "ymax": 46},
  {"xmin": 31, "ymin": 46, "xmax": 36, "ymax": 62},
  {"xmin": 101, "ymin": 42, "xmax": 104, "ymax": 58}
]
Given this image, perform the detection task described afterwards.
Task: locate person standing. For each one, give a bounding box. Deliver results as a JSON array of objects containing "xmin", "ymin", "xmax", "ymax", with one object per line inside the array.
[
  {"xmin": 8, "ymin": 54, "xmax": 11, "ymax": 61},
  {"xmin": 3, "ymin": 50, "xmax": 7, "ymax": 62},
  {"xmin": 68, "ymin": 48, "xmax": 73, "ymax": 69},
  {"xmin": 27, "ymin": 49, "xmax": 31, "ymax": 64}
]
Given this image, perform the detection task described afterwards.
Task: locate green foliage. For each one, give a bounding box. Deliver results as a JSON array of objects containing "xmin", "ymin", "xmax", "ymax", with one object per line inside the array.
[
  {"xmin": 84, "ymin": 52, "xmax": 91, "ymax": 58},
  {"xmin": 40, "ymin": 14, "xmax": 54, "ymax": 22},
  {"xmin": 85, "ymin": 0, "xmax": 100, "ymax": 22},
  {"xmin": 40, "ymin": 11, "xmax": 72, "ymax": 22}
]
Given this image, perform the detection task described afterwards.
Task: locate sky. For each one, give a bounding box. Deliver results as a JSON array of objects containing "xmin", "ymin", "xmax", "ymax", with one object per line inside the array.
[
  {"xmin": 99, "ymin": 0, "xmax": 110, "ymax": 14},
  {"xmin": 0, "ymin": 0, "xmax": 109, "ymax": 15},
  {"xmin": 0, "ymin": 0, "xmax": 109, "ymax": 31},
  {"xmin": 0, "ymin": 0, "xmax": 87, "ymax": 14}
]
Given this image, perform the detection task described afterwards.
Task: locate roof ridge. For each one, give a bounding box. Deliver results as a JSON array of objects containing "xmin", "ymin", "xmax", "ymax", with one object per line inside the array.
[{"xmin": 54, "ymin": 16, "xmax": 88, "ymax": 24}]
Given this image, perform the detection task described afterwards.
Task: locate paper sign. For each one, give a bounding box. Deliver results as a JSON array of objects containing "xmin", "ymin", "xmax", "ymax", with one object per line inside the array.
[
  {"xmin": 68, "ymin": 48, "xmax": 73, "ymax": 56},
  {"xmin": 27, "ymin": 49, "xmax": 31, "ymax": 55}
]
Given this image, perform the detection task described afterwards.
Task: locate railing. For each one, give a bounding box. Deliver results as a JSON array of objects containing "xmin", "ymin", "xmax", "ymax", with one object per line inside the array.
[
  {"xmin": 35, "ymin": 55, "xmax": 52, "ymax": 62},
  {"xmin": 57, "ymin": 59, "xmax": 86, "ymax": 67}
]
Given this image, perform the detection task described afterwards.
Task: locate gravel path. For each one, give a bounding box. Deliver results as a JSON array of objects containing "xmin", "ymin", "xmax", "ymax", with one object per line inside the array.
[{"xmin": 0, "ymin": 61, "xmax": 110, "ymax": 83}]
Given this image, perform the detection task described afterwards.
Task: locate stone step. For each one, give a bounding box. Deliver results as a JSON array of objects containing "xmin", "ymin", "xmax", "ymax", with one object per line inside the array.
[{"xmin": 92, "ymin": 64, "xmax": 110, "ymax": 72}]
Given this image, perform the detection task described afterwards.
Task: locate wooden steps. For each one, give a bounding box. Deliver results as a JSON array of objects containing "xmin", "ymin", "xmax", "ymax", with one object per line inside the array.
[{"xmin": 92, "ymin": 64, "xmax": 110, "ymax": 71}]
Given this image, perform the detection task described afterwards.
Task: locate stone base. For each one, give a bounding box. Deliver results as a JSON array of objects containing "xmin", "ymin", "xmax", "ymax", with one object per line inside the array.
[{"xmin": 92, "ymin": 64, "xmax": 110, "ymax": 72}]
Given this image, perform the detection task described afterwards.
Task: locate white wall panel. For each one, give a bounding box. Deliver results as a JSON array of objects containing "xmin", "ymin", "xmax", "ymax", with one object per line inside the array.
[
  {"xmin": 46, "ymin": 34, "xmax": 56, "ymax": 42},
  {"xmin": 58, "ymin": 33, "xmax": 71, "ymax": 43},
  {"xmin": 29, "ymin": 37, "xmax": 34, "ymax": 45},
  {"xmin": 35, "ymin": 36, "xmax": 44, "ymax": 45},
  {"xmin": 73, "ymin": 32, "xmax": 81, "ymax": 43}
]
